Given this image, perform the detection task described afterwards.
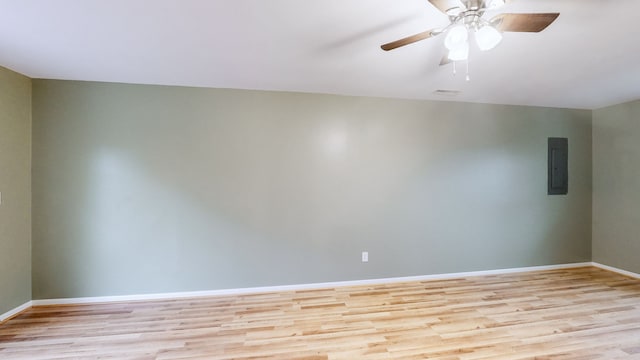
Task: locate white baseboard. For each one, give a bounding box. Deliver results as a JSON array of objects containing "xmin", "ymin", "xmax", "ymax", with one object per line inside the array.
[
  {"xmin": 0, "ymin": 301, "xmax": 32, "ymax": 323},
  {"xmin": 591, "ymin": 262, "xmax": 640, "ymax": 279},
  {"xmin": 31, "ymin": 262, "xmax": 592, "ymax": 307}
]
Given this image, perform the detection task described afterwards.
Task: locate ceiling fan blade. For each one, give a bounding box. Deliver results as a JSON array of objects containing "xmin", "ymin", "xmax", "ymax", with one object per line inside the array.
[
  {"xmin": 428, "ymin": 0, "xmax": 465, "ymax": 15},
  {"xmin": 440, "ymin": 53, "xmax": 452, "ymax": 66},
  {"xmin": 381, "ymin": 30, "xmax": 435, "ymax": 51},
  {"xmin": 492, "ymin": 13, "xmax": 560, "ymax": 32}
]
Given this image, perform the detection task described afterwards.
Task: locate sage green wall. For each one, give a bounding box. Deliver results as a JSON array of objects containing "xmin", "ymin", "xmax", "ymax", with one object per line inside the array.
[
  {"xmin": 32, "ymin": 80, "xmax": 592, "ymax": 299},
  {"xmin": 593, "ymin": 100, "xmax": 640, "ymax": 273},
  {"xmin": 0, "ymin": 67, "xmax": 31, "ymax": 315}
]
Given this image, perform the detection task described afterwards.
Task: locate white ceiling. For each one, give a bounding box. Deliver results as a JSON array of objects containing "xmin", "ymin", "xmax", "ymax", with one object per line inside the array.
[{"xmin": 0, "ymin": 0, "xmax": 638, "ymax": 110}]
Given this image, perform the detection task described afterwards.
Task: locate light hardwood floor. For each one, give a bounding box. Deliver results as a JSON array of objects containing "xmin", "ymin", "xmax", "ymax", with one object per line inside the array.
[{"xmin": 1, "ymin": 267, "xmax": 640, "ymax": 359}]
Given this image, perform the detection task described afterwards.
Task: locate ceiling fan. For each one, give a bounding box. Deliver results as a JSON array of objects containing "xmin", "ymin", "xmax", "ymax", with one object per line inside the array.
[{"xmin": 381, "ymin": 0, "xmax": 559, "ymax": 74}]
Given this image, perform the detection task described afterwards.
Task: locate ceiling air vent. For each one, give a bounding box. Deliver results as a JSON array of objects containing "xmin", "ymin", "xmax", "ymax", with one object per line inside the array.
[{"xmin": 433, "ymin": 89, "xmax": 461, "ymax": 96}]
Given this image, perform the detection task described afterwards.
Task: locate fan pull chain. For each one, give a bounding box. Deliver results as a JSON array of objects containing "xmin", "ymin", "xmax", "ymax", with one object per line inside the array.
[
  {"xmin": 466, "ymin": 60, "xmax": 470, "ymax": 81},
  {"xmin": 451, "ymin": 60, "xmax": 470, "ymax": 81}
]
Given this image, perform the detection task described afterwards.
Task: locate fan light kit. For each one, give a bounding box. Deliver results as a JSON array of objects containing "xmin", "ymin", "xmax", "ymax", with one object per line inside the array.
[{"xmin": 381, "ymin": 0, "xmax": 559, "ymax": 81}]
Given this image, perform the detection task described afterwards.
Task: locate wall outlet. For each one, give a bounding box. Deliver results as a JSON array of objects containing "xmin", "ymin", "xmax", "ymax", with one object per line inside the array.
[{"xmin": 361, "ymin": 251, "xmax": 368, "ymax": 262}]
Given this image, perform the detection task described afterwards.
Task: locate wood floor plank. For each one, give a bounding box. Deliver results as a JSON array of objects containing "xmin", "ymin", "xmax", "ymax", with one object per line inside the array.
[{"xmin": 1, "ymin": 267, "xmax": 640, "ymax": 359}]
